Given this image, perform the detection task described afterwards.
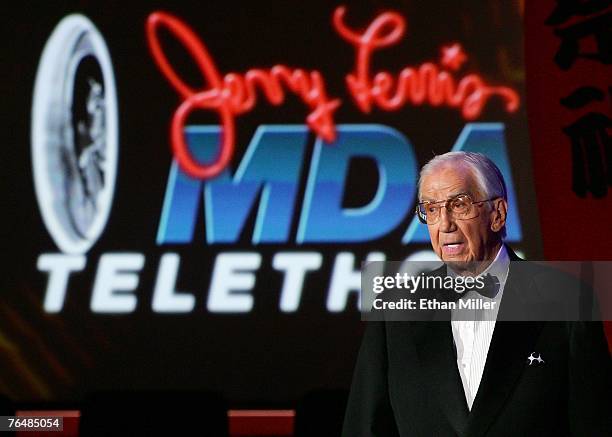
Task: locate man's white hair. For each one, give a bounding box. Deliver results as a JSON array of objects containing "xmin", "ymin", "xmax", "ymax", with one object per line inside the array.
[{"xmin": 418, "ymin": 151, "xmax": 507, "ymax": 238}]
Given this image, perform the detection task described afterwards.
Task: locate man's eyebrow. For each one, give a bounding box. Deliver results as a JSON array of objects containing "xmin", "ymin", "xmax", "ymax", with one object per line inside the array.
[
  {"xmin": 447, "ymin": 191, "xmax": 470, "ymax": 199},
  {"xmin": 420, "ymin": 191, "xmax": 470, "ymax": 203}
]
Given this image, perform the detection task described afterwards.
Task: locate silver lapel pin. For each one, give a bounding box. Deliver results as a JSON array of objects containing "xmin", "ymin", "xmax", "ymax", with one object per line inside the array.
[{"xmin": 527, "ymin": 352, "xmax": 544, "ymax": 365}]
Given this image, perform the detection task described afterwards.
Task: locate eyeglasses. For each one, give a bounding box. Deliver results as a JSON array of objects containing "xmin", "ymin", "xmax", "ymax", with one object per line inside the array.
[{"xmin": 415, "ymin": 194, "xmax": 498, "ymax": 225}]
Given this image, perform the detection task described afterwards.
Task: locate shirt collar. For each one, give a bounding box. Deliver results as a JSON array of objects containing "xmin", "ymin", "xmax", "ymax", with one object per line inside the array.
[
  {"xmin": 447, "ymin": 244, "xmax": 510, "ymax": 301},
  {"xmin": 481, "ymin": 244, "xmax": 510, "ymax": 288},
  {"xmin": 451, "ymin": 245, "xmax": 510, "ymax": 320}
]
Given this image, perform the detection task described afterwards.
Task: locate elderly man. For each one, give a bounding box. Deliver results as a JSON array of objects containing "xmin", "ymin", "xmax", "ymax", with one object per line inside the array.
[{"xmin": 342, "ymin": 151, "xmax": 611, "ymax": 436}]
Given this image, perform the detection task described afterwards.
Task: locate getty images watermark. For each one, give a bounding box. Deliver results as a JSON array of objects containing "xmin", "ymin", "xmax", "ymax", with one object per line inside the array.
[{"xmin": 361, "ymin": 261, "xmax": 612, "ymax": 322}]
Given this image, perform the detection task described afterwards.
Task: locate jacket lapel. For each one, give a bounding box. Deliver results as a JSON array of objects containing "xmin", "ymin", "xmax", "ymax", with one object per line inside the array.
[
  {"xmin": 465, "ymin": 254, "xmax": 545, "ymax": 436},
  {"xmin": 465, "ymin": 321, "xmax": 544, "ymax": 435},
  {"xmin": 413, "ymin": 320, "xmax": 469, "ymax": 435}
]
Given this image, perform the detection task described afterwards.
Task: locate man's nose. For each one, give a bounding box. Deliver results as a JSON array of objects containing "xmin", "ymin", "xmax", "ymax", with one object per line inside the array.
[{"xmin": 438, "ymin": 206, "xmax": 456, "ymax": 232}]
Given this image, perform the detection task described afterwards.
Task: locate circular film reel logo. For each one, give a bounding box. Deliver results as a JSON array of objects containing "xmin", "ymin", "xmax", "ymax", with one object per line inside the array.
[{"xmin": 32, "ymin": 15, "xmax": 118, "ymax": 254}]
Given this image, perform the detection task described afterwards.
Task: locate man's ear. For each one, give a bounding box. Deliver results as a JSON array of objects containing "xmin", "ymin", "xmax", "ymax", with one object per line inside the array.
[{"xmin": 490, "ymin": 198, "xmax": 508, "ymax": 233}]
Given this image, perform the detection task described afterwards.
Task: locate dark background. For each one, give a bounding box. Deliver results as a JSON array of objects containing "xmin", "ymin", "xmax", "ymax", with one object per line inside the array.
[{"xmin": 3, "ymin": 0, "xmax": 539, "ymax": 407}]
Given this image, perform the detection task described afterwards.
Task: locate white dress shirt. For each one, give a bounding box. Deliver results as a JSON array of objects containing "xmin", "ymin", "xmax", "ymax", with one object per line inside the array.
[{"xmin": 450, "ymin": 245, "xmax": 510, "ymax": 410}]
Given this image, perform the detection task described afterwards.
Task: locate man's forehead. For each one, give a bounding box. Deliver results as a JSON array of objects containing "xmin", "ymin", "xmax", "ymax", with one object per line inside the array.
[{"xmin": 419, "ymin": 166, "xmax": 478, "ymax": 200}]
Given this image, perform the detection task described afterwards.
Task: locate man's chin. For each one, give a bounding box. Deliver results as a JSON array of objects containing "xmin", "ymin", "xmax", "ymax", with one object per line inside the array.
[
  {"xmin": 441, "ymin": 254, "xmax": 477, "ymax": 272},
  {"xmin": 441, "ymin": 253, "xmax": 469, "ymax": 263},
  {"xmin": 444, "ymin": 258, "xmax": 491, "ymax": 276}
]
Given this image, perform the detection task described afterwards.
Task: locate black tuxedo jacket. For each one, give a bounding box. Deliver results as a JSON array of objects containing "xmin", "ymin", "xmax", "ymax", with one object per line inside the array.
[{"xmin": 342, "ymin": 248, "xmax": 612, "ymax": 436}]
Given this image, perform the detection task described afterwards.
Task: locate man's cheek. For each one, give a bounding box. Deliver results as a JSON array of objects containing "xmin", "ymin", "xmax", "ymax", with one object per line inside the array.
[{"xmin": 427, "ymin": 228, "xmax": 437, "ymax": 248}]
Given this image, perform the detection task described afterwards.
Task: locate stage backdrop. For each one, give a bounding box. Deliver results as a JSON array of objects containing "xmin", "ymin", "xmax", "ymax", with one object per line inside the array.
[{"xmin": 4, "ymin": 0, "xmax": 539, "ymax": 405}]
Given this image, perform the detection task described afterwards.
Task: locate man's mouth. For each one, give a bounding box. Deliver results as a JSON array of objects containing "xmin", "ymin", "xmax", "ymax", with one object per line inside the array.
[{"xmin": 441, "ymin": 242, "xmax": 465, "ymax": 256}]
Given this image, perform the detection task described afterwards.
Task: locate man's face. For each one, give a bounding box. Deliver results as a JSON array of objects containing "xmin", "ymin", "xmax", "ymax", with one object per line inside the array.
[{"xmin": 420, "ymin": 165, "xmax": 506, "ymax": 271}]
